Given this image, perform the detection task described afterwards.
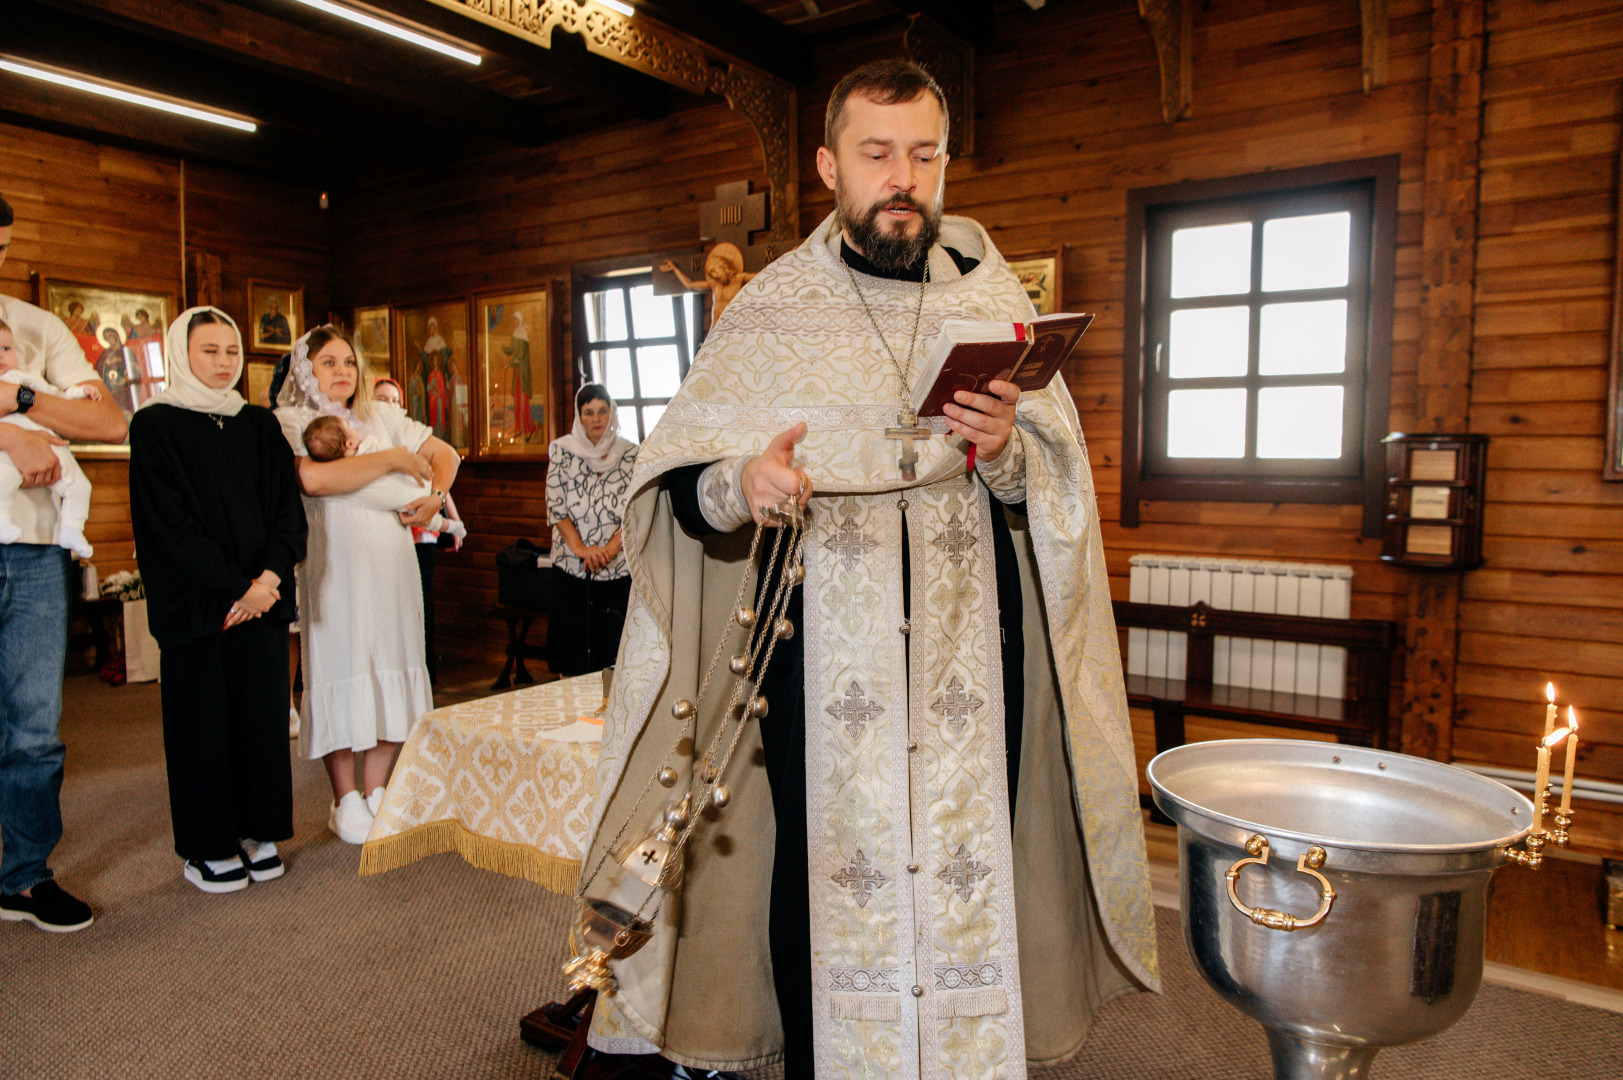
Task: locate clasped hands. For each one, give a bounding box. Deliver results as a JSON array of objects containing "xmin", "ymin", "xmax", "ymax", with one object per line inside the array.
[
  {"xmin": 225, "ymin": 570, "xmax": 282, "ymax": 631},
  {"xmin": 738, "ymin": 381, "xmax": 1021, "ymax": 524}
]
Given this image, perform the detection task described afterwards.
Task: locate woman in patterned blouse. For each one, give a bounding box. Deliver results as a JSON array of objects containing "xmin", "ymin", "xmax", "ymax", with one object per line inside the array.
[{"xmin": 544, "ymin": 383, "xmax": 637, "ymax": 676}]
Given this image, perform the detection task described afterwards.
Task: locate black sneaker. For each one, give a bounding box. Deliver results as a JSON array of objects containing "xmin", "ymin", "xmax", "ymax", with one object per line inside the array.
[
  {"xmin": 238, "ymin": 839, "xmax": 284, "ymax": 883},
  {"xmin": 0, "ymin": 880, "xmax": 94, "ymax": 933},
  {"xmin": 182, "ymin": 858, "xmax": 249, "ymax": 894}
]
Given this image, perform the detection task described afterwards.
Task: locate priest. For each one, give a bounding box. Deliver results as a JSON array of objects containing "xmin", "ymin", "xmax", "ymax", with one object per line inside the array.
[{"xmin": 578, "ymin": 60, "xmax": 1158, "ymax": 1077}]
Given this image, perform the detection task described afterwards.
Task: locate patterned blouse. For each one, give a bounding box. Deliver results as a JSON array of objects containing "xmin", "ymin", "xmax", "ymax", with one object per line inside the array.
[{"xmin": 546, "ymin": 443, "xmax": 638, "ymax": 580}]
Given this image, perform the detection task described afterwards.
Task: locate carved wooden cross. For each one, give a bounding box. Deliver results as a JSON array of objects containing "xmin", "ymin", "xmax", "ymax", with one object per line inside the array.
[
  {"xmin": 700, "ymin": 180, "xmax": 767, "ymax": 250},
  {"xmin": 885, "ymin": 407, "xmax": 931, "ymax": 481}
]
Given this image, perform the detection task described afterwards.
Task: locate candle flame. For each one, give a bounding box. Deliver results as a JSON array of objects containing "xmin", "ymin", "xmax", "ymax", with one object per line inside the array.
[
  {"xmin": 1545, "ymin": 682, "xmax": 1555, "ymax": 703},
  {"xmin": 1542, "ymin": 727, "xmax": 1570, "ymax": 748},
  {"xmin": 1567, "ymin": 706, "xmax": 1578, "ymax": 733}
]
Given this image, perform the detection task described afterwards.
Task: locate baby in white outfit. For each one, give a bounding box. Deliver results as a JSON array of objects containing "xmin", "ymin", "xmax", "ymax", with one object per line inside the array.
[
  {"xmin": 301, "ymin": 415, "xmax": 465, "ymax": 539},
  {"xmin": 0, "ymin": 319, "xmax": 94, "ymax": 558}
]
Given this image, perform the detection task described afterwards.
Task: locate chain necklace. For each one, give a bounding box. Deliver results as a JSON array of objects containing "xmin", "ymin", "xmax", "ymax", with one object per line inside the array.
[
  {"xmin": 844, "ymin": 254, "xmax": 934, "ymax": 481},
  {"xmin": 843, "ymin": 256, "xmax": 929, "ymax": 408}
]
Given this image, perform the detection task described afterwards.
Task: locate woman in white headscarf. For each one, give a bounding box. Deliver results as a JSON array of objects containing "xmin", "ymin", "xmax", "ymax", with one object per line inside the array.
[
  {"xmin": 544, "ymin": 383, "xmax": 636, "ymax": 676},
  {"xmin": 275, "ymin": 325, "xmax": 458, "ymax": 845},
  {"xmin": 129, "ymin": 307, "xmax": 307, "ymax": 894}
]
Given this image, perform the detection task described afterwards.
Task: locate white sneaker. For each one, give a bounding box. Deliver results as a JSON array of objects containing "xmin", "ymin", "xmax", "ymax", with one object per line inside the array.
[
  {"xmin": 288, "ymin": 707, "xmax": 300, "ymax": 739},
  {"xmin": 365, "ymin": 786, "xmax": 386, "ymax": 816},
  {"xmin": 328, "ymin": 792, "xmax": 373, "ymax": 845}
]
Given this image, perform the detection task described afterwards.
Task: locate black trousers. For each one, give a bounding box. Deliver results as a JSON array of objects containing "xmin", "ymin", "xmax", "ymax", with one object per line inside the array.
[
  {"xmin": 157, "ymin": 618, "xmax": 294, "ymax": 861},
  {"xmin": 546, "ymin": 570, "xmax": 631, "ymax": 678},
  {"xmin": 416, "ymin": 541, "xmax": 437, "ymax": 685}
]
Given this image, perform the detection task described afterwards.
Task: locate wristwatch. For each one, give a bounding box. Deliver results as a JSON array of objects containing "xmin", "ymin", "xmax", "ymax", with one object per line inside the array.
[
  {"xmin": 14, "ymin": 385, "xmax": 35, "ymax": 415},
  {"xmin": 433, "ymin": 489, "xmax": 447, "ymax": 511}
]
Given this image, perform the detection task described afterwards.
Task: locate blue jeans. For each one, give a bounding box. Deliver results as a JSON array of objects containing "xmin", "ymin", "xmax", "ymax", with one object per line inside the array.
[{"xmin": 0, "ymin": 545, "xmax": 71, "ymax": 895}]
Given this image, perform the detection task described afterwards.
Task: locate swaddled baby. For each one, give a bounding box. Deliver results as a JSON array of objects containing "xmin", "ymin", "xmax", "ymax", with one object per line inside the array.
[
  {"xmin": 0, "ymin": 318, "xmax": 94, "ymax": 558},
  {"xmin": 301, "ymin": 414, "xmax": 465, "ymax": 539}
]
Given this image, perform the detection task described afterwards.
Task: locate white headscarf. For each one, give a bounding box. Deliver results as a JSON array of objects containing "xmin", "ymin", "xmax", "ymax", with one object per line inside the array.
[
  {"xmin": 276, "ymin": 326, "xmax": 370, "ymax": 436},
  {"xmin": 139, "ymin": 306, "xmax": 245, "ymax": 416},
  {"xmin": 553, "ymin": 386, "xmax": 633, "ymax": 474},
  {"xmin": 511, "ymin": 310, "xmax": 528, "ymax": 342}
]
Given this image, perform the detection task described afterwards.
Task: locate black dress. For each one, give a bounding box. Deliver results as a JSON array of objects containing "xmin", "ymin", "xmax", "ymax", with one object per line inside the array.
[{"xmin": 129, "ymin": 404, "xmax": 307, "ymax": 862}]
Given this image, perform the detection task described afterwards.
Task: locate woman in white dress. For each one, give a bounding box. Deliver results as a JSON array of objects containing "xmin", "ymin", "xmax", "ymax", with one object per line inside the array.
[{"xmin": 275, "ymin": 325, "xmax": 460, "ymax": 844}]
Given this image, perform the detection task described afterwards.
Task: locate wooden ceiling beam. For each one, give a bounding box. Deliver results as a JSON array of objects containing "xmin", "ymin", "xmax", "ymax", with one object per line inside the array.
[
  {"xmin": 628, "ymin": 0, "xmax": 815, "ymax": 84},
  {"xmin": 358, "ymin": 0, "xmax": 673, "ymax": 116},
  {"xmin": 27, "ymin": 0, "xmax": 558, "ymax": 145}
]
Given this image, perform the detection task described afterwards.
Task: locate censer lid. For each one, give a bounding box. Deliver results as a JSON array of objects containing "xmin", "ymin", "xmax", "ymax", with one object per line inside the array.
[{"xmin": 1148, "ymin": 739, "xmax": 1532, "ymax": 871}]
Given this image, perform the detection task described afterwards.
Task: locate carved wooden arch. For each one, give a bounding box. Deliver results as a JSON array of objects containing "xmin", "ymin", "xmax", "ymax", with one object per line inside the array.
[{"xmin": 421, "ymin": 0, "xmax": 798, "ymax": 244}]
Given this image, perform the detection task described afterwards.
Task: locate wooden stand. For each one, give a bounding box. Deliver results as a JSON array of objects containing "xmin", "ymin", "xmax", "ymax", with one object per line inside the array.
[
  {"xmin": 520, "ymin": 989, "xmax": 708, "ymax": 1079},
  {"xmin": 491, "ymin": 604, "xmax": 547, "ymax": 690}
]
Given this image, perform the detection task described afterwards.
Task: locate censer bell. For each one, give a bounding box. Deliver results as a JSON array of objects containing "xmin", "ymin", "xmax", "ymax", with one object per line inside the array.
[
  {"xmin": 612, "ymin": 794, "xmax": 692, "ymax": 890},
  {"xmin": 562, "ymin": 898, "xmax": 655, "ymax": 996}
]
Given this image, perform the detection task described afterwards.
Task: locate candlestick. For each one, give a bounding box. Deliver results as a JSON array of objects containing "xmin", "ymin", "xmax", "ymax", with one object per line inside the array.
[
  {"xmin": 1561, "ymin": 707, "xmax": 1579, "ymax": 815},
  {"xmin": 1544, "ymin": 682, "xmax": 1556, "ymax": 738}
]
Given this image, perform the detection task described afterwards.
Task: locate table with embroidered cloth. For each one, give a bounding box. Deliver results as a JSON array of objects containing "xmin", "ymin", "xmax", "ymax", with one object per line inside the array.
[{"xmin": 359, "ymin": 672, "xmax": 605, "ymax": 893}]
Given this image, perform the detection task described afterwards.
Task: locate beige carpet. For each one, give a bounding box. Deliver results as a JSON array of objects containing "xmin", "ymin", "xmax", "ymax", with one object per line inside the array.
[{"xmin": 2, "ymin": 674, "xmax": 1619, "ymax": 1079}]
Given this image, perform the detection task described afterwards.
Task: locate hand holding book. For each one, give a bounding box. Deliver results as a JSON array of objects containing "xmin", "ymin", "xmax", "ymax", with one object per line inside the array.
[{"xmin": 913, "ymin": 312, "xmax": 1094, "ymax": 417}]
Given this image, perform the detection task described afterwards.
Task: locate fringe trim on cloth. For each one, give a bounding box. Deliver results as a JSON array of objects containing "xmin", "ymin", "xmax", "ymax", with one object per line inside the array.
[
  {"xmin": 358, "ymin": 820, "xmax": 581, "ymax": 894},
  {"xmin": 829, "ymin": 993, "xmax": 902, "ymax": 1022},
  {"xmin": 936, "ymin": 987, "xmax": 1008, "ymax": 1019}
]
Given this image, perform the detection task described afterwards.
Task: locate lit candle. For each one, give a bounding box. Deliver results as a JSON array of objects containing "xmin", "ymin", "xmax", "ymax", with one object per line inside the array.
[
  {"xmin": 1560, "ymin": 707, "xmax": 1580, "ymax": 815},
  {"xmin": 1543, "ymin": 682, "xmax": 1557, "ymax": 738},
  {"xmin": 1533, "ymin": 727, "xmax": 1569, "ymax": 834}
]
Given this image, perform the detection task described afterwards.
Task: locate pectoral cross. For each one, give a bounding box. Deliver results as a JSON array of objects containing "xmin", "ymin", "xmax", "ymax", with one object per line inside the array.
[{"xmin": 885, "ymin": 408, "xmax": 931, "ymax": 481}]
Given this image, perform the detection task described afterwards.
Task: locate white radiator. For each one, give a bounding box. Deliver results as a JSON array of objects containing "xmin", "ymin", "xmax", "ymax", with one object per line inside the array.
[{"xmin": 1125, "ymin": 555, "xmax": 1352, "ymax": 695}]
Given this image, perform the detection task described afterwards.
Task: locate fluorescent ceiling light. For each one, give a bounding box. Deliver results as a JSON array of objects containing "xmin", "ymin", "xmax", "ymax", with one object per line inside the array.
[
  {"xmin": 0, "ymin": 56, "xmax": 258, "ymax": 132},
  {"xmin": 286, "ymin": 0, "xmax": 482, "ymax": 65},
  {"xmin": 598, "ymin": 0, "xmax": 635, "ymax": 16}
]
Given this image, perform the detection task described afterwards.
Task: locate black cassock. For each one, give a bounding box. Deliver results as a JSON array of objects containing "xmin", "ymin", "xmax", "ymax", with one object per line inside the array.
[{"xmin": 129, "ymin": 404, "xmax": 306, "ymax": 862}]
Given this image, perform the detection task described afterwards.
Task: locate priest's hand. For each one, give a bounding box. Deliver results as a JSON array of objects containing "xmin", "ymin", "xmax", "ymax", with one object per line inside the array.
[
  {"xmin": 741, "ymin": 422, "xmax": 812, "ymax": 525},
  {"xmin": 944, "ymin": 379, "xmax": 1021, "ymax": 462}
]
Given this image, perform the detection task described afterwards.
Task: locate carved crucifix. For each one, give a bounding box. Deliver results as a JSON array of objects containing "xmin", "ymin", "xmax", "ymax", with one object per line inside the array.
[{"xmin": 885, "ymin": 407, "xmax": 931, "ymax": 481}]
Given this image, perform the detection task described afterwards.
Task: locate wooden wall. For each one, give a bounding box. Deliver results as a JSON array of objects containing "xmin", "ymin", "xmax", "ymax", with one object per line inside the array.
[
  {"xmin": 1454, "ymin": 0, "xmax": 1622, "ymax": 848},
  {"xmin": 0, "ymin": 121, "xmax": 333, "ymax": 579},
  {"xmin": 20, "ymin": 0, "xmax": 1586, "ymax": 843}
]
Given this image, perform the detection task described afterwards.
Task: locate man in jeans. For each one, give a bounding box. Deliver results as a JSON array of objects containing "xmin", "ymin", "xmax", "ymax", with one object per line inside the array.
[{"xmin": 0, "ymin": 192, "xmax": 127, "ymax": 932}]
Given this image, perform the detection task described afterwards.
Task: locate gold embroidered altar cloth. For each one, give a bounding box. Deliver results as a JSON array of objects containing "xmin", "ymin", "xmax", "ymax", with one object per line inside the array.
[{"xmin": 358, "ymin": 673, "xmax": 604, "ymax": 893}]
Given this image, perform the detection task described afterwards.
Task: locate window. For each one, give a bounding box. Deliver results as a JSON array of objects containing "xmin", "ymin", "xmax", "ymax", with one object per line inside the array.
[
  {"xmin": 1123, "ymin": 157, "xmax": 1398, "ymax": 536},
  {"xmin": 572, "ymin": 269, "xmax": 705, "ymax": 442}
]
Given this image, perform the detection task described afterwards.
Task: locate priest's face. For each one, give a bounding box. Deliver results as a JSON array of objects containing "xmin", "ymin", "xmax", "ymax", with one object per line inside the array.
[
  {"xmin": 817, "ymin": 91, "xmax": 947, "ymax": 272},
  {"xmin": 188, "ymin": 322, "xmax": 241, "ymax": 389},
  {"xmin": 313, "ymin": 338, "xmax": 359, "ymax": 405}
]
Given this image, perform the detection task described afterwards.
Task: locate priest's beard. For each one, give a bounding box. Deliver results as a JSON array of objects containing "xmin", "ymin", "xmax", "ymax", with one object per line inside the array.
[{"xmin": 839, "ymin": 186, "xmax": 943, "ymax": 273}]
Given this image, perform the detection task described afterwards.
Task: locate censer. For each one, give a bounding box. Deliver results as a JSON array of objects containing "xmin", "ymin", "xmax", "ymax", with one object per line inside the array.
[
  {"xmin": 563, "ymin": 495, "xmax": 808, "ymax": 998},
  {"xmin": 1149, "ymin": 732, "xmax": 1583, "ymax": 1080}
]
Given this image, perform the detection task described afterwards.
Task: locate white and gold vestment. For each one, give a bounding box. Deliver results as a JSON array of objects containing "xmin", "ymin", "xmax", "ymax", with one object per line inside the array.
[{"xmin": 580, "ymin": 212, "xmax": 1158, "ymax": 1077}]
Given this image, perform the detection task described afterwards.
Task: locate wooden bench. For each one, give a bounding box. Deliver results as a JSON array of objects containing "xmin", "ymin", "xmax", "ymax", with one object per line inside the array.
[{"xmin": 1112, "ymin": 598, "xmax": 1400, "ymax": 756}]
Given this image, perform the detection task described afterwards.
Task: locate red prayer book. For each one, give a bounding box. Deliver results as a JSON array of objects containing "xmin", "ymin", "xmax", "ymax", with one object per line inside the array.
[{"xmin": 911, "ymin": 312, "xmax": 1094, "ymax": 417}]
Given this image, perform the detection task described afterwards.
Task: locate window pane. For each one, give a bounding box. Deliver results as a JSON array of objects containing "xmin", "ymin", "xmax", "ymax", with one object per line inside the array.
[
  {"xmin": 641, "ymin": 404, "xmax": 666, "ymax": 437},
  {"xmin": 1262, "ymin": 212, "xmax": 1350, "ymax": 292},
  {"xmin": 1170, "ymin": 222, "xmax": 1252, "ymax": 298},
  {"xmin": 593, "ymin": 348, "xmax": 634, "ymax": 398},
  {"xmin": 685, "ymin": 294, "xmax": 700, "ymax": 359},
  {"xmin": 1259, "ymin": 300, "xmax": 1347, "ymax": 375},
  {"xmin": 1169, "ymin": 306, "xmax": 1249, "ymax": 378},
  {"xmin": 1167, "ymin": 388, "xmax": 1247, "ymax": 458},
  {"xmin": 585, "ymin": 290, "xmax": 627, "ymax": 342},
  {"xmin": 636, "ymin": 344, "xmax": 682, "ymax": 397},
  {"xmin": 1258, "ymin": 385, "xmax": 1344, "ymax": 458},
  {"xmin": 629, "ymin": 285, "xmax": 675, "ymax": 339}
]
